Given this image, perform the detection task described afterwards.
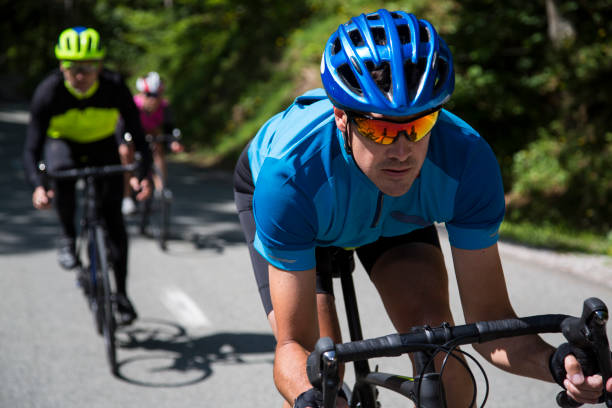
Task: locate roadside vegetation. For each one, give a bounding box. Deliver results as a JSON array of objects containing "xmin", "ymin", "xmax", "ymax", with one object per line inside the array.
[{"xmin": 2, "ymin": 0, "xmax": 610, "ymax": 255}]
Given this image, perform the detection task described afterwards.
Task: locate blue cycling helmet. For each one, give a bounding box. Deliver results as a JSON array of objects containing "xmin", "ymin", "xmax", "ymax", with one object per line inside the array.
[{"xmin": 321, "ymin": 9, "xmax": 454, "ymax": 117}]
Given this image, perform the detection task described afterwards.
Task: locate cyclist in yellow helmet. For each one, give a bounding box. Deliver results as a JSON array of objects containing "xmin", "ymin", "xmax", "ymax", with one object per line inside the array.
[{"xmin": 23, "ymin": 26, "xmax": 153, "ymax": 325}]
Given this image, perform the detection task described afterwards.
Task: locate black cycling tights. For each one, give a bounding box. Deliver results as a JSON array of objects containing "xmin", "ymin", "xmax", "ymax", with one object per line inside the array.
[{"xmin": 45, "ymin": 137, "xmax": 129, "ymax": 295}]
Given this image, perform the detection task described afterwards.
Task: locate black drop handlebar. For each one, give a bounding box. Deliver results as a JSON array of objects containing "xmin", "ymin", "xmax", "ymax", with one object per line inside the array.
[
  {"xmin": 307, "ymin": 297, "xmax": 611, "ymax": 407},
  {"xmin": 122, "ymin": 128, "xmax": 181, "ymax": 145},
  {"xmin": 46, "ymin": 162, "xmax": 138, "ymax": 180}
]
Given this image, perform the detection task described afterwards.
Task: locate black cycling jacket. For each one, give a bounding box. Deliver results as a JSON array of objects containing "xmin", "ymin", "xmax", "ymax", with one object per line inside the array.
[{"xmin": 23, "ymin": 68, "xmax": 152, "ymax": 188}]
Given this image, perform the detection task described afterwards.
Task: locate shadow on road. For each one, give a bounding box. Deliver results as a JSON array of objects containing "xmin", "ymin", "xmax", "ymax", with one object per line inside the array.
[
  {"xmin": 114, "ymin": 318, "xmax": 275, "ymax": 387},
  {"xmin": 0, "ymin": 107, "xmax": 245, "ymax": 257}
]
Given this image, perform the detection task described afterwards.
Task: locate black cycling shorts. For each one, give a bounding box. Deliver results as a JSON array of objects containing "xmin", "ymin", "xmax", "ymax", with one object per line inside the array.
[{"xmin": 233, "ymin": 143, "xmax": 441, "ymax": 316}]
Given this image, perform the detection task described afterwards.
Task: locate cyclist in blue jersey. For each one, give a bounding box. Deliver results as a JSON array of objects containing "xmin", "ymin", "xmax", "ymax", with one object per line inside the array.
[
  {"xmin": 23, "ymin": 27, "xmax": 152, "ymax": 325},
  {"xmin": 233, "ymin": 9, "xmax": 612, "ymax": 408}
]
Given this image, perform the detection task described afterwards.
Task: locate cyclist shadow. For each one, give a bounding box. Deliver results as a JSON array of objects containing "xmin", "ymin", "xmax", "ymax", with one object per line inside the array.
[{"xmin": 113, "ymin": 317, "xmax": 275, "ymax": 387}]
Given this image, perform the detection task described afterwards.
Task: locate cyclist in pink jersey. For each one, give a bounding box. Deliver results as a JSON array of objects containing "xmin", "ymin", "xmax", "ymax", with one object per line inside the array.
[{"xmin": 118, "ymin": 72, "xmax": 183, "ymax": 214}]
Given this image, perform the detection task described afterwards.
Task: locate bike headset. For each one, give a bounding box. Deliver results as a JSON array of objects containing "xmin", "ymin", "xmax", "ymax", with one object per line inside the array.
[
  {"xmin": 321, "ymin": 9, "xmax": 455, "ymax": 153},
  {"xmin": 55, "ymin": 26, "xmax": 106, "ymax": 61},
  {"xmin": 136, "ymin": 72, "xmax": 164, "ymax": 97}
]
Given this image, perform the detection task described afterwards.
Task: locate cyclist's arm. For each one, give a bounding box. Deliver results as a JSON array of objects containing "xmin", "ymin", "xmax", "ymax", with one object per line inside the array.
[
  {"xmin": 269, "ymin": 263, "xmax": 320, "ymax": 406},
  {"xmin": 116, "ymin": 78, "xmax": 151, "ymax": 178},
  {"xmin": 23, "ymin": 85, "xmax": 51, "ymax": 189},
  {"xmin": 451, "ymin": 243, "xmax": 556, "ymax": 382},
  {"xmin": 452, "ymin": 243, "xmax": 612, "ymax": 404},
  {"xmin": 161, "ymin": 104, "xmax": 175, "ymax": 136}
]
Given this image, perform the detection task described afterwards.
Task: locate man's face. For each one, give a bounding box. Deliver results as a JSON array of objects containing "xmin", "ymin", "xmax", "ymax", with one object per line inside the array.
[
  {"xmin": 60, "ymin": 60, "xmax": 102, "ymax": 93},
  {"xmin": 141, "ymin": 93, "xmax": 161, "ymax": 113},
  {"xmin": 334, "ymin": 107, "xmax": 432, "ymax": 197}
]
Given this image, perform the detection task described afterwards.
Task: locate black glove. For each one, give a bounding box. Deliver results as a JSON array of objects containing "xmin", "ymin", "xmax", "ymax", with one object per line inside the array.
[
  {"xmin": 549, "ymin": 342, "xmax": 600, "ymax": 388},
  {"xmin": 293, "ymin": 388, "xmax": 323, "ymax": 408}
]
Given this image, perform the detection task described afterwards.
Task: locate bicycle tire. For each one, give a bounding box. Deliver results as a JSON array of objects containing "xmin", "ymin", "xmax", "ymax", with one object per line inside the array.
[
  {"xmin": 88, "ymin": 227, "xmax": 104, "ymax": 336},
  {"xmin": 139, "ymin": 196, "xmax": 152, "ymax": 236},
  {"xmin": 349, "ymin": 383, "xmax": 378, "ymax": 408},
  {"xmin": 158, "ymin": 189, "xmax": 171, "ymax": 251},
  {"xmin": 95, "ymin": 226, "xmax": 118, "ymax": 376}
]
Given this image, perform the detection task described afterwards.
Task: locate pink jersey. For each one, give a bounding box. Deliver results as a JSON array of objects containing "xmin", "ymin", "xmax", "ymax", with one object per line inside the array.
[{"xmin": 134, "ymin": 94, "xmax": 169, "ymax": 134}]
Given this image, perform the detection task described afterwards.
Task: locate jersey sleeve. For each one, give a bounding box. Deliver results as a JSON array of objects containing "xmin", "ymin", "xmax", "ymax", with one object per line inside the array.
[
  {"xmin": 23, "ymin": 78, "xmax": 53, "ymax": 188},
  {"xmin": 252, "ymin": 158, "xmax": 317, "ymax": 271},
  {"xmin": 115, "ymin": 75, "xmax": 152, "ymax": 178},
  {"xmin": 445, "ymin": 137, "xmax": 505, "ymax": 250}
]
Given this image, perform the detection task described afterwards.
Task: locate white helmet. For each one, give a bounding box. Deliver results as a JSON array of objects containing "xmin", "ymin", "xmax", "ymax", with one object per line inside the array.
[{"xmin": 136, "ymin": 71, "xmax": 164, "ymax": 95}]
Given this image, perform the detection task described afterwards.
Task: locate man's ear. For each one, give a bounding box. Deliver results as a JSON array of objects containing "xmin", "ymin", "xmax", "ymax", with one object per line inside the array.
[{"xmin": 333, "ymin": 107, "xmax": 348, "ymax": 133}]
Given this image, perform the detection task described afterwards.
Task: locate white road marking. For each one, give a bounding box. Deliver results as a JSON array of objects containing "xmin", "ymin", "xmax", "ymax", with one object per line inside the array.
[
  {"xmin": 161, "ymin": 287, "xmax": 211, "ymax": 328},
  {"xmin": 0, "ymin": 111, "xmax": 29, "ymax": 124}
]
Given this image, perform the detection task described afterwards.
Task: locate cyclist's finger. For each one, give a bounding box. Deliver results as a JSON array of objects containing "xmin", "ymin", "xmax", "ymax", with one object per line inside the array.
[
  {"xmin": 563, "ymin": 377, "xmax": 603, "ymax": 403},
  {"xmin": 129, "ymin": 176, "xmax": 140, "ymax": 192},
  {"xmin": 135, "ymin": 179, "xmax": 152, "ymax": 201},
  {"xmin": 564, "ymin": 354, "xmax": 584, "ymax": 385}
]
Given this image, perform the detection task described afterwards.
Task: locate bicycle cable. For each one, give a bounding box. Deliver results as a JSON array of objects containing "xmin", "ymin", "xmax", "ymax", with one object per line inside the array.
[{"xmin": 413, "ymin": 342, "xmax": 489, "ymax": 408}]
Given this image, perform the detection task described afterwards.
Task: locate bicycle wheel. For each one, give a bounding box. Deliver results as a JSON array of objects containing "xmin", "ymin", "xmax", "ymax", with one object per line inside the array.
[
  {"xmin": 139, "ymin": 195, "xmax": 152, "ymax": 236},
  {"xmin": 88, "ymin": 228, "xmax": 104, "ymax": 336},
  {"xmin": 95, "ymin": 226, "xmax": 118, "ymax": 376},
  {"xmin": 349, "ymin": 383, "xmax": 378, "ymax": 408},
  {"xmin": 157, "ymin": 188, "xmax": 172, "ymax": 251}
]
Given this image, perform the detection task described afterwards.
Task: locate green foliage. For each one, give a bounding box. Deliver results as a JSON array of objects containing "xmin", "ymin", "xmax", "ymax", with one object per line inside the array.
[
  {"xmin": 2, "ymin": 0, "xmax": 610, "ymax": 241},
  {"xmin": 511, "ymin": 136, "xmax": 568, "ymax": 197},
  {"xmin": 500, "ymin": 221, "xmax": 612, "ymax": 256}
]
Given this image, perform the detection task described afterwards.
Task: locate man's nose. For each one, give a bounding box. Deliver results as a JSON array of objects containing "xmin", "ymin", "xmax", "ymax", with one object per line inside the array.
[{"xmin": 386, "ymin": 134, "xmax": 413, "ymax": 161}]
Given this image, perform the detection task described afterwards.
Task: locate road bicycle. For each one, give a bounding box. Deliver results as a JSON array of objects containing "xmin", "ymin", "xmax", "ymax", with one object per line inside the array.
[
  {"xmin": 137, "ymin": 129, "xmax": 182, "ymax": 251},
  {"xmin": 306, "ymin": 251, "xmax": 612, "ymax": 408},
  {"xmin": 48, "ymin": 162, "xmax": 137, "ymax": 376}
]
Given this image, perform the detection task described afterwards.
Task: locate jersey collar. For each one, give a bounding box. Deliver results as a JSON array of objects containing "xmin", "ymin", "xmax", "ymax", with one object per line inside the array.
[{"xmin": 64, "ymin": 80, "xmax": 99, "ymax": 99}]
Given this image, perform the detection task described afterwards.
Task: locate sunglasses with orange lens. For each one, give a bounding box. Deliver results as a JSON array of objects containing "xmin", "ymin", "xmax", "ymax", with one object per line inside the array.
[{"xmin": 349, "ymin": 110, "xmax": 440, "ymax": 144}]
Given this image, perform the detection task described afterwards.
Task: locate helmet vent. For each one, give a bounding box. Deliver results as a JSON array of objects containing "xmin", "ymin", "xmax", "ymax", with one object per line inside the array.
[
  {"xmin": 419, "ymin": 25, "xmax": 430, "ymax": 42},
  {"xmin": 371, "ymin": 27, "xmax": 387, "ymax": 46},
  {"xmin": 338, "ymin": 63, "xmax": 362, "ymax": 95},
  {"xmin": 404, "ymin": 58, "xmax": 427, "ymax": 99},
  {"xmin": 332, "ymin": 38, "xmax": 342, "ymax": 55},
  {"xmin": 370, "ymin": 62, "xmax": 391, "ymax": 95},
  {"xmin": 349, "ymin": 30, "xmax": 364, "ymax": 47},
  {"xmin": 433, "ymin": 57, "xmax": 449, "ymax": 93},
  {"xmin": 397, "ymin": 25, "xmax": 411, "ymax": 44},
  {"xmin": 366, "ymin": 13, "xmax": 380, "ymax": 21}
]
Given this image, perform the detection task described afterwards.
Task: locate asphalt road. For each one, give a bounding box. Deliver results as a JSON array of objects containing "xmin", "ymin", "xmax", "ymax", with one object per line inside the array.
[{"xmin": 1, "ymin": 105, "xmax": 610, "ymax": 408}]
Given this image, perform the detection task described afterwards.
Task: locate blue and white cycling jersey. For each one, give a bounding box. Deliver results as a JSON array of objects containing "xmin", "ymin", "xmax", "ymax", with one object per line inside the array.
[{"xmin": 248, "ymin": 89, "xmax": 505, "ymax": 271}]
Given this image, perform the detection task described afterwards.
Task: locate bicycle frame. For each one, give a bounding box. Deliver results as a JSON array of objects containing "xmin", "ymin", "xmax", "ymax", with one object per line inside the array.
[
  {"xmin": 308, "ymin": 261, "xmax": 612, "ymax": 408},
  {"xmin": 336, "ymin": 264, "xmax": 446, "ymax": 408},
  {"xmin": 50, "ymin": 163, "xmax": 136, "ymax": 376},
  {"xmin": 139, "ymin": 132, "xmax": 176, "ymax": 251}
]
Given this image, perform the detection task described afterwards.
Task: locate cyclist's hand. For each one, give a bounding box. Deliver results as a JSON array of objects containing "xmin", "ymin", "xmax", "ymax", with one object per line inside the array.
[
  {"xmin": 565, "ymin": 353, "xmax": 612, "ymax": 404},
  {"xmin": 293, "ymin": 388, "xmax": 322, "ymax": 408},
  {"xmin": 32, "ymin": 186, "xmax": 53, "ymax": 210},
  {"xmin": 293, "ymin": 388, "xmax": 348, "ymax": 408},
  {"xmin": 551, "ymin": 343, "xmax": 611, "ymax": 404},
  {"xmin": 170, "ymin": 140, "xmax": 184, "ymax": 153},
  {"xmin": 130, "ymin": 177, "xmax": 152, "ymax": 201}
]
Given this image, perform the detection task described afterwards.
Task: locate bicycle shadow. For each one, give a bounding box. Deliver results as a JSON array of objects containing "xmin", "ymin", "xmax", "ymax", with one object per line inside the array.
[{"xmin": 113, "ymin": 317, "xmax": 275, "ymax": 387}]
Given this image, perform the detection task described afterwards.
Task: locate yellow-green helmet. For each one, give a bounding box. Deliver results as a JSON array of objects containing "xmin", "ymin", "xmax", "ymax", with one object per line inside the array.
[{"xmin": 54, "ymin": 26, "xmax": 106, "ymax": 60}]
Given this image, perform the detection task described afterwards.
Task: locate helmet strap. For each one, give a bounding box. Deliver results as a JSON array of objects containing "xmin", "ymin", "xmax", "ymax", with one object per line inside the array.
[{"xmin": 344, "ymin": 117, "xmax": 353, "ymax": 155}]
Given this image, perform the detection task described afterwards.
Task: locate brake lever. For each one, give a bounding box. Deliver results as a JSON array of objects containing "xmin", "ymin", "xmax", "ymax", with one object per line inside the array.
[
  {"xmin": 307, "ymin": 337, "xmax": 339, "ymax": 407},
  {"xmin": 558, "ymin": 298, "xmax": 612, "ymax": 407}
]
